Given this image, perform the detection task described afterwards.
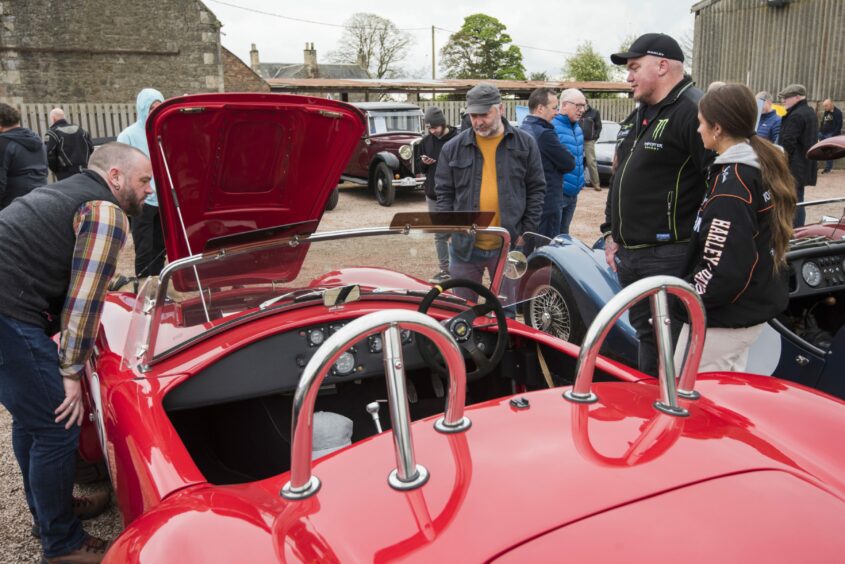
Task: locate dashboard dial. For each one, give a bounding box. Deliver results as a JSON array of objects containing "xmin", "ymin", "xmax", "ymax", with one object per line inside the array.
[
  {"xmin": 802, "ymin": 261, "xmax": 822, "ymax": 287},
  {"xmin": 308, "ymin": 328, "xmax": 325, "ymax": 346},
  {"xmin": 334, "ymin": 351, "xmax": 356, "ymax": 375},
  {"xmin": 369, "ymin": 334, "xmax": 383, "ymax": 353},
  {"xmin": 400, "ymin": 329, "xmax": 413, "ymax": 343}
]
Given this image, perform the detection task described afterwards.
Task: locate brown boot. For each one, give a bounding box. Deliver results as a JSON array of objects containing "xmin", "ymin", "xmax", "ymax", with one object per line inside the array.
[
  {"xmin": 41, "ymin": 534, "xmax": 109, "ymax": 564},
  {"xmin": 32, "ymin": 490, "xmax": 111, "ymax": 538}
]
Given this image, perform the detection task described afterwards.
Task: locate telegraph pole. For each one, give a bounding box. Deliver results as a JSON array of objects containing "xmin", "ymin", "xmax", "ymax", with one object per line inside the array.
[{"xmin": 431, "ymin": 26, "xmax": 436, "ymax": 79}]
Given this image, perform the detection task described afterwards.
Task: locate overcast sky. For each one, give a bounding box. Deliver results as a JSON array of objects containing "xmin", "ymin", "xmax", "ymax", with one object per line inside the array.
[{"xmin": 209, "ymin": 0, "xmax": 696, "ymax": 79}]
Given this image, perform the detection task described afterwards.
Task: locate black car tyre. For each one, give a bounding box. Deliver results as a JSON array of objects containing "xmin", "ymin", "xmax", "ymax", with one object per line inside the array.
[
  {"xmin": 370, "ymin": 162, "xmax": 396, "ymax": 207},
  {"xmin": 524, "ymin": 266, "xmax": 586, "ymax": 344},
  {"xmin": 325, "ymin": 187, "xmax": 339, "ymax": 211}
]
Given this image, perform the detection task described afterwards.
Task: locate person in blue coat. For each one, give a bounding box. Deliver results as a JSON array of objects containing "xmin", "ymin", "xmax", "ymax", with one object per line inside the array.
[
  {"xmin": 552, "ymin": 89, "xmax": 586, "ymax": 235},
  {"xmin": 521, "ymin": 88, "xmax": 575, "ymax": 240},
  {"xmin": 118, "ymin": 88, "xmax": 165, "ymax": 278},
  {"xmin": 755, "ymin": 91, "xmax": 781, "ymax": 144}
]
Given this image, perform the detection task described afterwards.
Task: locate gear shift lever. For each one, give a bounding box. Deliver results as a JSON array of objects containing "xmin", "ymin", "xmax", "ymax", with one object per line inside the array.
[{"xmin": 366, "ymin": 401, "xmax": 383, "ymax": 434}]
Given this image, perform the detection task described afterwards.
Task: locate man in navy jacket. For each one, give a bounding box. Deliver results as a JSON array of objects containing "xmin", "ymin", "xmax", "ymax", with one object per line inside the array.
[{"xmin": 521, "ymin": 88, "xmax": 575, "ymax": 239}]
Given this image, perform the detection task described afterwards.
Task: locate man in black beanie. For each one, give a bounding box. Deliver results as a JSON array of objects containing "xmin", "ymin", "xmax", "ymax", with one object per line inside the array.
[{"xmin": 418, "ymin": 105, "xmax": 458, "ymax": 283}]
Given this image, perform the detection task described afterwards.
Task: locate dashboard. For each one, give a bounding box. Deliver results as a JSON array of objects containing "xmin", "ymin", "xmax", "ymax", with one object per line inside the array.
[
  {"xmin": 788, "ymin": 243, "xmax": 845, "ymax": 297},
  {"xmin": 163, "ymin": 316, "xmax": 497, "ymax": 412}
]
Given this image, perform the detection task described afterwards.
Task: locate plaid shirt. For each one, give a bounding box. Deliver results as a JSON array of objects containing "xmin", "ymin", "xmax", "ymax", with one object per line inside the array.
[{"xmin": 58, "ymin": 200, "xmax": 128, "ymax": 379}]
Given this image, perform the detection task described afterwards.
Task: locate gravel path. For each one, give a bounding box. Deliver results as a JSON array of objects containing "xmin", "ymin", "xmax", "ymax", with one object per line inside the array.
[{"xmin": 1, "ymin": 173, "xmax": 842, "ymax": 561}]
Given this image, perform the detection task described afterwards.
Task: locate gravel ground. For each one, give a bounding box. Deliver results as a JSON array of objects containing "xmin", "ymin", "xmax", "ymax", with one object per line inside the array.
[{"xmin": 1, "ymin": 172, "xmax": 842, "ymax": 561}]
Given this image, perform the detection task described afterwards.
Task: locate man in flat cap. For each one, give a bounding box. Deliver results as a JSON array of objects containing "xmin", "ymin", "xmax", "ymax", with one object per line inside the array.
[
  {"xmin": 778, "ymin": 84, "xmax": 817, "ymax": 226},
  {"xmin": 600, "ymin": 32, "xmax": 712, "ymax": 376},
  {"xmin": 435, "ymin": 83, "xmax": 546, "ymax": 300}
]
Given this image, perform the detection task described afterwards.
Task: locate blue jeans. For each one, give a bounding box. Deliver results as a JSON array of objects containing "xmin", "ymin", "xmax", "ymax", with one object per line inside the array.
[
  {"xmin": 0, "ymin": 315, "xmax": 85, "ymax": 557},
  {"xmin": 820, "ymin": 132, "xmax": 835, "ymax": 171},
  {"xmin": 559, "ymin": 194, "xmax": 578, "ymax": 235},
  {"xmin": 427, "ymin": 197, "xmax": 450, "ymax": 270},
  {"xmin": 448, "ymin": 245, "xmax": 516, "ymax": 316},
  {"xmin": 615, "ymin": 244, "xmax": 688, "ymax": 377}
]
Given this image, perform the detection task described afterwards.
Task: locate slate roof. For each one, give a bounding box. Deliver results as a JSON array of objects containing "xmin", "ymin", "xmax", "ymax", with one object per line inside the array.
[{"xmin": 256, "ymin": 62, "xmax": 369, "ymax": 80}]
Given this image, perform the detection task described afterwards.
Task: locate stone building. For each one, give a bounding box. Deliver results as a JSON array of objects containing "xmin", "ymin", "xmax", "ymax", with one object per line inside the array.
[
  {"xmin": 0, "ymin": 0, "xmax": 226, "ymax": 105},
  {"xmin": 222, "ymin": 47, "xmax": 270, "ymax": 93}
]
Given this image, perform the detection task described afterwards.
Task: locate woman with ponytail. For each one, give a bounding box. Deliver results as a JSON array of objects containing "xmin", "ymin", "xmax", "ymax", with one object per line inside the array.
[{"xmin": 676, "ymin": 82, "xmax": 796, "ymax": 372}]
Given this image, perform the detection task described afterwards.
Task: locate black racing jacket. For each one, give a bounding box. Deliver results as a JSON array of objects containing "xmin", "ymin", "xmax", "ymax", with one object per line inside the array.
[
  {"xmin": 685, "ymin": 158, "xmax": 787, "ymax": 328},
  {"xmin": 601, "ymin": 77, "xmax": 713, "ymax": 248}
]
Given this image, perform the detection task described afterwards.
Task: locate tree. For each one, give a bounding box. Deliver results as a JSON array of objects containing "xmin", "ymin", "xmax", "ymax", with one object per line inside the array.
[
  {"xmin": 328, "ymin": 13, "xmax": 412, "ymax": 79},
  {"xmin": 439, "ymin": 14, "xmax": 525, "ymax": 80},
  {"xmin": 562, "ymin": 42, "xmax": 612, "ymax": 82},
  {"xmin": 528, "ymin": 71, "xmax": 550, "ymax": 81},
  {"xmin": 679, "ymin": 28, "xmax": 694, "ymax": 75}
]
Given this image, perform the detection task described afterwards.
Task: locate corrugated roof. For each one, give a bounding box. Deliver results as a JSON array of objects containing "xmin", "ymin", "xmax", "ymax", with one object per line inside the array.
[
  {"xmin": 265, "ymin": 78, "xmax": 631, "ymax": 93},
  {"xmin": 691, "ymin": 0, "xmax": 722, "ymax": 12}
]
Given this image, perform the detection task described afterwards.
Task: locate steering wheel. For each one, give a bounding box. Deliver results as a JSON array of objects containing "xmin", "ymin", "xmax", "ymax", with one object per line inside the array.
[{"xmin": 417, "ymin": 278, "xmax": 508, "ymax": 381}]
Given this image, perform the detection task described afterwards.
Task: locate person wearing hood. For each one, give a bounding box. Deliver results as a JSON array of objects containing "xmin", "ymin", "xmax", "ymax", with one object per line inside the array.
[
  {"xmin": 0, "ymin": 103, "xmax": 48, "ymax": 209},
  {"xmin": 678, "ymin": 83, "xmax": 795, "ymax": 372},
  {"xmin": 118, "ymin": 88, "xmax": 166, "ymax": 278}
]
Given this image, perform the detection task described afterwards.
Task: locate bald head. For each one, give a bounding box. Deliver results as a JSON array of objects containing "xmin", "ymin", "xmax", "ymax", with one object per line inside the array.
[
  {"xmin": 49, "ymin": 108, "xmax": 65, "ymax": 125},
  {"xmin": 88, "ymin": 142, "xmax": 153, "ymax": 217},
  {"xmin": 624, "ymin": 55, "xmax": 686, "ymax": 106},
  {"xmin": 823, "ymin": 99, "xmax": 834, "ymax": 112}
]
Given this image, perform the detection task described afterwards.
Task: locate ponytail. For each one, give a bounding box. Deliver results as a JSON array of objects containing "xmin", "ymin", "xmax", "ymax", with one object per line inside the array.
[{"xmin": 749, "ymin": 135, "xmax": 795, "ymax": 268}]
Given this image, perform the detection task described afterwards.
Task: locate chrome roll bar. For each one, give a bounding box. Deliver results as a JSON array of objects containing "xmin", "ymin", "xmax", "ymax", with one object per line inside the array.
[
  {"xmin": 563, "ymin": 276, "xmax": 706, "ymax": 417},
  {"xmin": 281, "ymin": 310, "xmax": 470, "ymax": 500}
]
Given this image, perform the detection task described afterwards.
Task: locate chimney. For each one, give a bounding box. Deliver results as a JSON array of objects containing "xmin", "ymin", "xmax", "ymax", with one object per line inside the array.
[
  {"xmin": 303, "ymin": 42, "xmax": 317, "ymax": 78},
  {"xmin": 249, "ymin": 43, "xmax": 260, "ymax": 71}
]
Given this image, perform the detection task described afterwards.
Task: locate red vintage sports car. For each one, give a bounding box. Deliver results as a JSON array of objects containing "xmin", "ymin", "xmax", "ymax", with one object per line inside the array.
[{"xmin": 74, "ymin": 94, "xmax": 845, "ymax": 562}]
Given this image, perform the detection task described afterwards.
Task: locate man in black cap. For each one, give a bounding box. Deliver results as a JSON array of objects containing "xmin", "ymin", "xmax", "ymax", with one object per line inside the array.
[
  {"xmin": 600, "ymin": 33, "xmax": 711, "ymax": 376},
  {"xmin": 778, "ymin": 84, "xmax": 817, "ymax": 226},
  {"xmin": 419, "ymin": 106, "xmax": 458, "ymax": 283},
  {"xmin": 435, "ymin": 83, "xmax": 546, "ymax": 300}
]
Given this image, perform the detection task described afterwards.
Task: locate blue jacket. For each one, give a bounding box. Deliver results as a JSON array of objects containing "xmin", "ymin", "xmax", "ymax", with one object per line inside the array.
[
  {"xmin": 520, "ymin": 115, "xmax": 575, "ymax": 211},
  {"xmin": 552, "ymin": 114, "xmax": 585, "ymax": 197},
  {"xmin": 118, "ymin": 88, "xmax": 164, "ymax": 206},
  {"xmin": 757, "ymin": 110, "xmax": 781, "ymax": 143}
]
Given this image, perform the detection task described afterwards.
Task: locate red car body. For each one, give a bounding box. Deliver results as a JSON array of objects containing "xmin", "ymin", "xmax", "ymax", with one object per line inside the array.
[{"xmin": 76, "ymin": 95, "xmax": 845, "ymax": 562}]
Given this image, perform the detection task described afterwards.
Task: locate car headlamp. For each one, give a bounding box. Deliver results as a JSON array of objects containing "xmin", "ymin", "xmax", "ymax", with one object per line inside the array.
[{"xmin": 398, "ymin": 144, "xmax": 413, "ymax": 161}]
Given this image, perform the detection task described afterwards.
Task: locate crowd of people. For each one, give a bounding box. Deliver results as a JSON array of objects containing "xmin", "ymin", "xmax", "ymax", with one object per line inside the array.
[{"xmin": 0, "ymin": 31, "xmax": 842, "ymax": 563}]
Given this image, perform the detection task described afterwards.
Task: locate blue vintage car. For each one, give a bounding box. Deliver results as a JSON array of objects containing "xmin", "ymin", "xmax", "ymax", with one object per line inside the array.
[{"xmin": 523, "ymin": 135, "xmax": 845, "ymax": 400}]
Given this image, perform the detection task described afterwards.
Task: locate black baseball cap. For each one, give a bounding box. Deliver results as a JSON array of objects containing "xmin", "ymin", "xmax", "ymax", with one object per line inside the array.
[{"xmin": 610, "ymin": 33, "xmax": 684, "ymax": 65}]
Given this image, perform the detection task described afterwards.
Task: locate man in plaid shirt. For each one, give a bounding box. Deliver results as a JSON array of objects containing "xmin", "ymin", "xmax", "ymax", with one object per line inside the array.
[{"xmin": 0, "ymin": 142, "xmax": 152, "ymax": 563}]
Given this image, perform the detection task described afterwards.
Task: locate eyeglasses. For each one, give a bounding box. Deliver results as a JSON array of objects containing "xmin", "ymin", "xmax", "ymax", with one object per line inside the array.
[{"xmin": 563, "ymin": 102, "xmax": 587, "ymax": 109}]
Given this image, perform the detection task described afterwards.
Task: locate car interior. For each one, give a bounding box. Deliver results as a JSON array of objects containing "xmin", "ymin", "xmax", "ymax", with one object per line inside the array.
[{"xmin": 162, "ymin": 290, "xmax": 616, "ymax": 486}]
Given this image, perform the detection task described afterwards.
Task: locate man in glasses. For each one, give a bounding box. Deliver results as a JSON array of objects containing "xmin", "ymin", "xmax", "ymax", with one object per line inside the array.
[
  {"xmin": 755, "ymin": 91, "xmax": 781, "ymax": 143},
  {"xmin": 553, "ymin": 88, "xmax": 587, "ymax": 235}
]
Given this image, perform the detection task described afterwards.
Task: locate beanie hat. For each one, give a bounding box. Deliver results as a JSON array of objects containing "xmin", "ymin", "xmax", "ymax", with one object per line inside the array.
[{"xmin": 424, "ymin": 106, "xmax": 447, "ymax": 127}]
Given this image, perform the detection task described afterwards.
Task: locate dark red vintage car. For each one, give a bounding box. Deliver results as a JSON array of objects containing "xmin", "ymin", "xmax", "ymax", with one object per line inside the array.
[
  {"xmin": 72, "ymin": 94, "xmax": 845, "ymax": 562},
  {"xmin": 338, "ymin": 102, "xmax": 425, "ymax": 207}
]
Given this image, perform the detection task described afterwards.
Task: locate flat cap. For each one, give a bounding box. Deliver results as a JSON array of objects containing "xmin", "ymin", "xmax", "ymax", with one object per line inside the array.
[
  {"xmin": 466, "ymin": 83, "xmax": 501, "ymax": 114},
  {"xmin": 778, "ymin": 84, "xmax": 807, "ymax": 99}
]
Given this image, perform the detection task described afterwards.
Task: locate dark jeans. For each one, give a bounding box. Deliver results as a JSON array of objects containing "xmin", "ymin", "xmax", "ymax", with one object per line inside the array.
[
  {"xmin": 559, "ymin": 193, "xmax": 578, "ymax": 235},
  {"xmin": 820, "ymin": 132, "xmax": 835, "ymax": 171},
  {"xmin": 448, "ymin": 245, "xmax": 501, "ymax": 302},
  {"xmin": 615, "ymin": 243, "xmax": 688, "ymax": 376},
  {"xmin": 0, "ymin": 315, "xmax": 85, "ymax": 557},
  {"xmin": 538, "ymin": 202, "xmax": 562, "ymax": 241},
  {"xmin": 426, "ymin": 197, "xmax": 450, "ymax": 270},
  {"xmin": 793, "ymin": 180, "xmax": 805, "ymax": 227},
  {"xmin": 132, "ymin": 203, "xmax": 166, "ymax": 277}
]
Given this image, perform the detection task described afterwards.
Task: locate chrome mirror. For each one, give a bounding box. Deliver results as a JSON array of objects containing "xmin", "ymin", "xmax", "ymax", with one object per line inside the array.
[{"xmin": 503, "ymin": 250, "xmax": 528, "ymax": 280}]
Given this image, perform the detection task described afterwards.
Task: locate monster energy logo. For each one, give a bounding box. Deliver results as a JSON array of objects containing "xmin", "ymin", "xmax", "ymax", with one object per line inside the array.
[{"xmin": 652, "ymin": 118, "xmax": 669, "ymax": 139}]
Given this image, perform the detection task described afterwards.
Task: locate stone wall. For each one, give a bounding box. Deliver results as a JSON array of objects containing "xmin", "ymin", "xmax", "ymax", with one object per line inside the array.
[
  {"xmin": 0, "ymin": 0, "xmax": 225, "ymax": 105},
  {"xmin": 222, "ymin": 48, "xmax": 269, "ymax": 93}
]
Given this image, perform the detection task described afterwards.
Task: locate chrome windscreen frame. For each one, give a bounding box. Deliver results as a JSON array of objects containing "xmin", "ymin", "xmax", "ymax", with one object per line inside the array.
[{"xmin": 136, "ymin": 223, "xmax": 511, "ymax": 371}]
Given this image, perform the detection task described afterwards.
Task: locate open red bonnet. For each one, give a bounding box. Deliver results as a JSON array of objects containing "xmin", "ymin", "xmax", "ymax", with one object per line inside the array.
[{"xmin": 146, "ymin": 93, "xmax": 366, "ymax": 262}]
